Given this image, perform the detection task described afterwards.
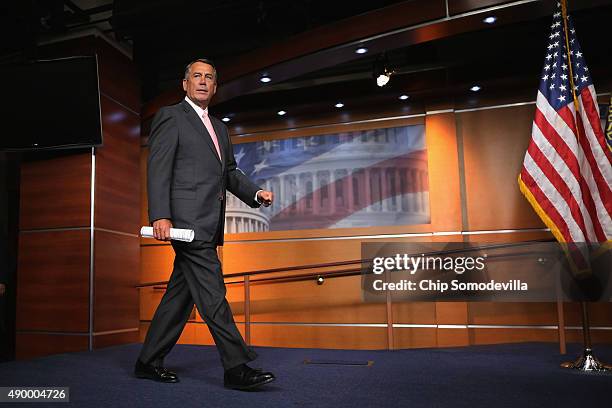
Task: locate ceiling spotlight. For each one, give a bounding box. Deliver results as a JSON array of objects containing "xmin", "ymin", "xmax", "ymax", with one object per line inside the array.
[
  {"xmin": 316, "ymin": 275, "xmax": 324, "ymax": 285},
  {"xmin": 222, "ymin": 117, "xmax": 231, "ymax": 122},
  {"xmin": 277, "ymin": 110, "xmax": 286, "ymax": 116},
  {"xmin": 470, "ymin": 85, "xmax": 481, "ymax": 92},
  {"xmin": 335, "ymin": 102, "xmax": 344, "ymax": 108},
  {"xmin": 376, "ymin": 73, "xmax": 391, "ymax": 87},
  {"xmin": 260, "ymin": 75, "xmax": 271, "ymax": 83},
  {"xmin": 355, "ymin": 47, "xmax": 368, "ymax": 54},
  {"xmin": 483, "ymin": 16, "xmax": 497, "ymax": 24},
  {"xmin": 399, "ymin": 94, "xmax": 409, "ymax": 100},
  {"xmin": 373, "ymin": 53, "xmax": 393, "ymax": 87}
]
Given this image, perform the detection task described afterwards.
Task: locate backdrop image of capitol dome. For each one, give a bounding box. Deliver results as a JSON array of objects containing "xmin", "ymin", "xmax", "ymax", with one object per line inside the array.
[{"xmin": 224, "ymin": 124, "xmax": 429, "ymax": 233}]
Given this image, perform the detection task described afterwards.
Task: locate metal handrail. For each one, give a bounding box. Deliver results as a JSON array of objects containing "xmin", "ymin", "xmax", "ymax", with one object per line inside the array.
[{"xmin": 136, "ymin": 239, "xmax": 556, "ymax": 288}]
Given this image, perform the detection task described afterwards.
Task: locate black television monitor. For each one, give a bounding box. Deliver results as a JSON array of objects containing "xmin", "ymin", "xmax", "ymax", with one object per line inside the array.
[{"xmin": 0, "ymin": 55, "xmax": 102, "ymax": 151}]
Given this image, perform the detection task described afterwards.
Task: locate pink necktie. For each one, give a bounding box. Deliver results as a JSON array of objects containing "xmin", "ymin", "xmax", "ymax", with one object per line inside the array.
[{"xmin": 202, "ymin": 112, "xmax": 222, "ymax": 161}]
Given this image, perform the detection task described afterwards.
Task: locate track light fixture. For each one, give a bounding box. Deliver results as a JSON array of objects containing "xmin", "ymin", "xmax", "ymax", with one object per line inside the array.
[{"xmin": 373, "ymin": 54, "xmax": 393, "ymax": 87}]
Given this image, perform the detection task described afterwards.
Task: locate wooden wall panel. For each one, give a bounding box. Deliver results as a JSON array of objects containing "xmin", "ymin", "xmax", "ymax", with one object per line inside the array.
[
  {"xmin": 251, "ymin": 325, "xmax": 388, "ymax": 349},
  {"xmin": 425, "ymin": 113, "xmax": 463, "ymax": 232},
  {"xmin": 94, "ymin": 230, "xmax": 139, "ymax": 332},
  {"xmin": 469, "ymin": 303, "xmax": 558, "ymax": 325},
  {"xmin": 470, "ymin": 328, "xmax": 559, "ymax": 345},
  {"xmin": 140, "ymin": 245, "xmax": 174, "ymax": 283},
  {"xmin": 394, "ymin": 328, "xmax": 438, "ymax": 349},
  {"xmin": 20, "ymin": 154, "xmax": 91, "ymax": 230},
  {"xmin": 437, "ymin": 328, "xmax": 470, "ymax": 347},
  {"xmin": 16, "ymin": 334, "xmax": 88, "ymax": 360},
  {"xmin": 471, "ymin": 328, "xmax": 612, "ymax": 346},
  {"xmin": 96, "ymin": 96, "xmax": 141, "ymax": 234},
  {"xmin": 564, "ymin": 329, "xmax": 612, "ymax": 344},
  {"xmin": 140, "ymin": 148, "xmax": 149, "ymax": 228},
  {"xmin": 249, "ymin": 275, "xmax": 386, "ymax": 323},
  {"xmin": 17, "ymin": 230, "xmax": 90, "ymax": 332},
  {"xmin": 93, "ymin": 330, "xmax": 139, "ymax": 349},
  {"xmin": 459, "ymin": 104, "xmax": 544, "ymax": 231},
  {"xmin": 392, "ymin": 302, "xmax": 437, "ymax": 324},
  {"xmin": 563, "ymin": 302, "xmax": 612, "ymax": 326},
  {"xmin": 139, "ymin": 288, "xmax": 166, "ymax": 322}
]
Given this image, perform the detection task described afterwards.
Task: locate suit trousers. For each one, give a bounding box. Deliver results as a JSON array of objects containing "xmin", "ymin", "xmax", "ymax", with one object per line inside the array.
[{"xmin": 138, "ymin": 239, "xmax": 257, "ymax": 370}]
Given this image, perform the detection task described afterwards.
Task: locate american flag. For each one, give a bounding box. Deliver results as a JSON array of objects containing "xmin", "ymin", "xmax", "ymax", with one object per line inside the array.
[
  {"xmin": 228, "ymin": 125, "xmax": 429, "ymax": 232},
  {"xmin": 518, "ymin": 2, "xmax": 612, "ymax": 248}
]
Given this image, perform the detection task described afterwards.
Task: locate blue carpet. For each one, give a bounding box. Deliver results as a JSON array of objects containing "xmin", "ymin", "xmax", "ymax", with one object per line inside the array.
[{"xmin": 0, "ymin": 343, "xmax": 611, "ymax": 407}]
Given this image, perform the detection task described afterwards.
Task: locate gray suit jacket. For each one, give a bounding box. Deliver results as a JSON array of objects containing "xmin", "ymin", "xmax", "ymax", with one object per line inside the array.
[{"xmin": 147, "ymin": 99, "xmax": 261, "ymax": 244}]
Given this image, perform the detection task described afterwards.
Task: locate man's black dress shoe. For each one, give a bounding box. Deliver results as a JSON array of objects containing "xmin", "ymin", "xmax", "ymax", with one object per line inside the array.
[
  {"xmin": 134, "ymin": 360, "xmax": 179, "ymax": 383},
  {"xmin": 224, "ymin": 364, "xmax": 275, "ymax": 390}
]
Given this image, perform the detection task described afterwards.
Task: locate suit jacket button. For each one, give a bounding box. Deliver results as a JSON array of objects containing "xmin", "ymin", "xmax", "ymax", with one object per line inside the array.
[{"xmin": 218, "ymin": 193, "xmax": 224, "ymax": 201}]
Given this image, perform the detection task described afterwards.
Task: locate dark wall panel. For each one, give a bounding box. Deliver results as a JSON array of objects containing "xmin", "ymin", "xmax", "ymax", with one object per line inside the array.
[
  {"xmin": 94, "ymin": 230, "xmax": 139, "ymax": 332},
  {"xmin": 16, "ymin": 333, "xmax": 88, "ymax": 360},
  {"xmin": 93, "ymin": 331, "xmax": 139, "ymax": 349},
  {"xmin": 96, "ymin": 96, "xmax": 140, "ymax": 234},
  {"xmin": 17, "ymin": 230, "xmax": 90, "ymax": 332},
  {"xmin": 20, "ymin": 154, "xmax": 91, "ymax": 230}
]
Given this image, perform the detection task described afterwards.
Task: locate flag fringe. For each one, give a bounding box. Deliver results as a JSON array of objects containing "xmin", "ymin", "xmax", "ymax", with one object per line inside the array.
[{"xmin": 517, "ymin": 173, "xmax": 566, "ymax": 243}]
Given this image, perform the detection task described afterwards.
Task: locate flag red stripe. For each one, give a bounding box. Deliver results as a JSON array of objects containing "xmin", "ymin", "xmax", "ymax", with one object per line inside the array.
[
  {"xmin": 576, "ymin": 114, "xmax": 612, "ymax": 217},
  {"xmin": 533, "ymin": 109, "xmax": 606, "ymax": 239},
  {"xmin": 557, "ymin": 105, "xmax": 612, "ymax": 218},
  {"xmin": 526, "ymin": 141, "xmax": 594, "ymax": 240},
  {"xmin": 534, "ymin": 108, "xmax": 581, "ymax": 181},
  {"xmin": 580, "ymin": 87, "xmax": 612, "ymax": 163}
]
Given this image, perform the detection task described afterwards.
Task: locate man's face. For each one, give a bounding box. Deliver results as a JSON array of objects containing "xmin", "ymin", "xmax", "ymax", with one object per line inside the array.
[{"xmin": 183, "ymin": 62, "xmax": 217, "ymax": 107}]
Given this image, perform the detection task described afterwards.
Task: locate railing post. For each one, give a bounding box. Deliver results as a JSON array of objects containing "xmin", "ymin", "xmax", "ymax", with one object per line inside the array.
[
  {"xmin": 244, "ymin": 275, "xmax": 251, "ymax": 345},
  {"xmin": 385, "ymin": 269, "xmax": 394, "ymax": 350}
]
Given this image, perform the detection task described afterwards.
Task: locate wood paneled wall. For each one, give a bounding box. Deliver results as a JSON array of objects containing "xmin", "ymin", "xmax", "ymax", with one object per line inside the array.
[
  {"xmin": 139, "ymin": 90, "xmax": 612, "ymax": 351},
  {"xmin": 16, "ymin": 35, "xmax": 140, "ymax": 359}
]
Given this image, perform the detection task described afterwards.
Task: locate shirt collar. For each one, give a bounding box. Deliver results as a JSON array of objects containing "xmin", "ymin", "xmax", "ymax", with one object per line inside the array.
[{"xmin": 184, "ymin": 96, "xmax": 208, "ymax": 118}]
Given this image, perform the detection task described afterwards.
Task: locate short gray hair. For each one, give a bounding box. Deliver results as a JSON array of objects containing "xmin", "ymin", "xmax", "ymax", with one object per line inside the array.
[{"xmin": 183, "ymin": 58, "xmax": 218, "ymax": 82}]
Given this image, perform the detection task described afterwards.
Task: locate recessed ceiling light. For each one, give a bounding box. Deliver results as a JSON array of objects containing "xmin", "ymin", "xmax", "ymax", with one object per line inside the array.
[
  {"xmin": 470, "ymin": 85, "xmax": 481, "ymax": 92},
  {"xmin": 399, "ymin": 94, "xmax": 409, "ymax": 100},
  {"xmin": 260, "ymin": 75, "xmax": 271, "ymax": 83},
  {"xmin": 222, "ymin": 117, "xmax": 231, "ymax": 122},
  {"xmin": 335, "ymin": 102, "xmax": 344, "ymax": 108},
  {"xmin": 483, "ymin": 16, "xmax": 497, "ymax": 24},
  {"xmin": 277, "ymin": 110, "xmax": 286, "ymax": 116},
  {"xmin": 355, "ymin": 47, "xmax": 368, "ymax": 54}
]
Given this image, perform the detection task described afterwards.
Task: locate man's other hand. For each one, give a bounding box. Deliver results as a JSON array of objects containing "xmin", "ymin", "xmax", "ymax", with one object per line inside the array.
[
  {"xmin": 0, "ymin": 283, "xmax": 5, "ymax": 296},
  {"xmin": 152, "ymin": 219, "xmax": 173, "ymax": 241},
  {"xmin": 257, "ymin": 190, "xmax": 274, "ymax": 207}
]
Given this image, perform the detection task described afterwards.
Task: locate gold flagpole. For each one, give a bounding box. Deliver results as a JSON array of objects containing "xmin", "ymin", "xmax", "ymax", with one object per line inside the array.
[{"xmin": 560, "ymin": 0, "xmax": 581, "ymax": 121}]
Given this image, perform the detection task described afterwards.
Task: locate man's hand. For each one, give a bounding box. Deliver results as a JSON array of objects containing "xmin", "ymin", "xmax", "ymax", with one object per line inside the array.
[
  {"xmin": 0, "ymin": 283, "xmax": 5, "ymax": 296},
  {"xmin": 152, "ymin": 219, "xmax": 173, "ymax": 241},
  {"xmin": 257, "ymin": 190, "xmax": 274, "ymax": 207}
]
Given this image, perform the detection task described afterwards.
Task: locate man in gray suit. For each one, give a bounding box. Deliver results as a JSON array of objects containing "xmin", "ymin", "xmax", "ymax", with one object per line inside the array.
[{"xmin": 135, "ymin": 58, "xmax": 275, "ymax": 390}]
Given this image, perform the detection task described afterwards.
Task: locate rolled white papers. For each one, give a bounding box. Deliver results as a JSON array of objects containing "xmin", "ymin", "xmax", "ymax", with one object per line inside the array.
[{"xmin": 140, "ymin": 226, "xmax": 195, "ymax": 242}]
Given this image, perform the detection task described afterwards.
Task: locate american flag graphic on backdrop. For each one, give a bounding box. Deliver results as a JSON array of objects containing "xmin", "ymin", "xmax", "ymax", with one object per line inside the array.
[
  {"xmin": 225, "ymin": 125, "xmax": 429, "ymax": 233},
  {"xmin": 518, "ymin": 2, "xmax": 612, "ymax": 258}
]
